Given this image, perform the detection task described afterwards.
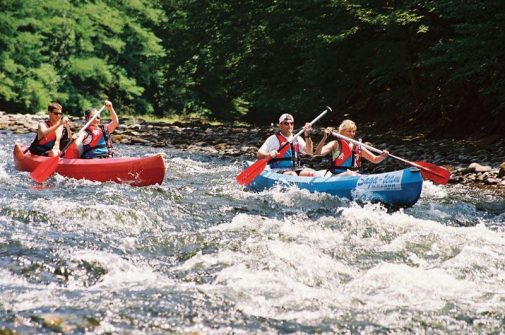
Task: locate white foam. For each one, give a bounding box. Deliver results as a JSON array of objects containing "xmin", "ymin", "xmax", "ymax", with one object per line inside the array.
[
  {"xmin": 29, "ymin": 198, "xmax": 161, "ymax": 235},
  {"xmin": 0, "ymin": 163, "xmax": 9, "ymax": 181},
  {"xmin": 198, "ymin": 208, "xmax": 505, "ymax": 325},
  {"xmin": 170, "ymin": 157, "xmax": 236, "ymax": 175},
  {"xmin": 194, "ymin": 214, "xmax": 359, "ymax": 320},
  {"xmin": 421, "ymin": 180, "xmax": 448, "ymax": 199},
  {"xmin": 69, "ymin": 250, "xmax": 162, "ymax": 289},
  {"xmin": 0, "ymin": 269, "xmax": 64, "ymax": 311},
  {"xmin": 345, "ymin": 262, "xmax": 479, "ymax": 309},
  {"xmin": 0, "ymin": 268, "xmax": 30, "ymax": 286}
]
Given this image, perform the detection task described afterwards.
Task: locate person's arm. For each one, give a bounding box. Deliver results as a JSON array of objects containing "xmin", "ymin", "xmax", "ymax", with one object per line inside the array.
[
  {"xmin": 318, "ymin": 141, "xmax": 337, "ymax": 157},
  {"xmin": 104, "ymin": 100, "xmax": 119, "ymax": 133},
  {"xmin": 302, "ymin": 122, "xmax": 313, "ymax": 155},
  {"xmin": 315, "ymin": 127, "xmax": 334, "ymax": 155},
  {"xmin": 361, "ymin": 147, "xmax": 389, "ymax": 164},
  {"xmin": 71, "ymin": 130, "xmax": 87, "ymax": 146},
  {"xmin": 52, "ymin": 126, "xmax": 65, "ymax": 149},
  {"xmin": 62, "ymin": 117, "xmax": 72, "ymax": 138},
  {"xmin": 315, "ymin": 133, "xmax": 328, "ymax": 155},
  {"xmin": 257, "ymin": 149, "xmax": 277, "ymax": 159},
  {"xmin": 257, "ymin": 136, "xmax": 279, "ymax": 159},
  {"xmin": 37, "ymin": 120, "xmax": 64, "ymax": 140}
]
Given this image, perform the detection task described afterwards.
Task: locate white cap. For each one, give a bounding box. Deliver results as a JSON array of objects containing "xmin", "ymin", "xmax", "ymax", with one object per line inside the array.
[{"xmin": 278, "ymin": 113, "xmax": 294, "ymax": 123}]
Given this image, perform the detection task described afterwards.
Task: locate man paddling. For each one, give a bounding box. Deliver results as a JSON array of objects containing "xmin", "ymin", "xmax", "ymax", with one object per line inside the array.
[
  {"xmin": 257, "ymin": 113, "xmax": 316, "ymax": 176},
  {"xmin": 28, "ymin": 102, "xmax": 72, "ymax": 157}
]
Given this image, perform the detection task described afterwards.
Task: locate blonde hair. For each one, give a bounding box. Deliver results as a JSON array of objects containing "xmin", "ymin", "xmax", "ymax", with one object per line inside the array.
[{"xmin": 338, "ymin": 119, "xmax": 356, "ymax": 132}]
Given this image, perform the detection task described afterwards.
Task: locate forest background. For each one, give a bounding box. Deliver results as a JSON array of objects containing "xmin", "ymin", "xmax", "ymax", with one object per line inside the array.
[{"xmin": 1, "ymin": 0, "xmax": 504, "ymax": 138}]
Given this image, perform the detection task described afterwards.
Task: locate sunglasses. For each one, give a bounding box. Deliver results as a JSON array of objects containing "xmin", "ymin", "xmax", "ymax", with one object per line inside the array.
[
  {"xmin": 52, "ymin": 111, "xmax": 63, "ymax": 115},
  {"xmin": 281, "ymin": 121, "xmax": 294, "ymax": 125}
]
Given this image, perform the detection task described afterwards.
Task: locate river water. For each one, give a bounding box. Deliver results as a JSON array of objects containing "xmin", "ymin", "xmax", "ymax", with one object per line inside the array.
[{"xmin": 1, "ymin": 132, "xmax": 504, "ymax": 334}]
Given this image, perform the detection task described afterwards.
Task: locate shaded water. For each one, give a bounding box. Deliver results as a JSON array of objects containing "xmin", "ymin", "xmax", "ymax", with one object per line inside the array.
[{"xmin": 1, "ymin": 132, "xmax": 504, "ymax": 334}]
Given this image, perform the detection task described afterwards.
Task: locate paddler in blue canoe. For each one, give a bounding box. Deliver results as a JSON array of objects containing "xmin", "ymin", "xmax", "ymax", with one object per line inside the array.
[
  {"xmin": 315, "ymin": 119, "xmax": 389, "ymax": 176},
  {"xmin": 257, "ymin": 113, "xmax": 316, "ymax": 176}
]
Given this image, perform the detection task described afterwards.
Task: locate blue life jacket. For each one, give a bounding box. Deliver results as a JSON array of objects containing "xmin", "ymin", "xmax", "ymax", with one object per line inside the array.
[{"xmin": 81, "ymin": 125, "xmax": 113, "ymax": 159}]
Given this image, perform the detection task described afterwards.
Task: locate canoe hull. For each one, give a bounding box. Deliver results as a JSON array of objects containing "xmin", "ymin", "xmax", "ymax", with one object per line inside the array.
[
  {"xmin": 14, "ymin": 144, "xmax": 165, "ymax": 186},
  {"xmin": 247, "ymin": 165, "xmax": 423, "ymax": 207}
]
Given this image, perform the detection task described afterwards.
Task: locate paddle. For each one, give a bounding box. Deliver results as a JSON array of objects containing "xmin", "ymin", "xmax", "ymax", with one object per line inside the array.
[
  {"xmin": 236, "ymin": 106, "xmax": 331, "ymax": 186},
  {"xmin": 331, "ymin": 131, "xmax": 451, "ymax": 185},
  {"xmin": 30, "ymin": 105, "xmax": 105, "ymax": 183}
]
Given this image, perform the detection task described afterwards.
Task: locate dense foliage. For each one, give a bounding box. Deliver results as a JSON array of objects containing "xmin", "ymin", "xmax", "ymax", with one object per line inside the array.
[
  {"xmin": 0, "ymin": 0, "xmax": 164, "ymax": 115},
  {"xmin": 1, "ymin": 0, "xmax": 503, "ymax": 134}
]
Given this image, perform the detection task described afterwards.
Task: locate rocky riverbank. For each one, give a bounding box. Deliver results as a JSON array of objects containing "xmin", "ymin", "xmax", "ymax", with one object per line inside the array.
[{"xmin": 2, "ymin": 111, "xmax": 504, "ymax": 193}]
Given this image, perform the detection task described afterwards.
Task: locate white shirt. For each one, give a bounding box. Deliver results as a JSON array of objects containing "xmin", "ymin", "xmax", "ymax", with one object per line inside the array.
[{"xmin": 259, "ymin": 133, "xmax": 307, "ymax": 154}]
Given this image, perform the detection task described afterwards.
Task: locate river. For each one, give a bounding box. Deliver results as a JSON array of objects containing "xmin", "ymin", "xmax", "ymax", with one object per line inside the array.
[{"xmin": 1, "ymin": 132, "xmax": 504, "ymax": 334}]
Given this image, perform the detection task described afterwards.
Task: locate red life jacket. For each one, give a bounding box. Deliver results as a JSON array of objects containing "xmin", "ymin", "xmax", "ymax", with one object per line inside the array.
[
  {"xmin": 39, "ymin": 127, "xmax": 57, "ymax": 145},
  {"xmin": 330, "ymin": 139, "xmax": 361, "ymax": 173},
  {"xmin": 81, "ymin": 125, "xmax": 113, "ymax": 158},
  {"xmin": 269, "ymin": 133, "xmax": 300, "ymax": 169},
  {"xmin": 85, "ymin": 126, "xmax": 104, "ymax": 147},
  {"xmin": 28, "ymin": 121, "xmax": 57, "ymax": 155}
]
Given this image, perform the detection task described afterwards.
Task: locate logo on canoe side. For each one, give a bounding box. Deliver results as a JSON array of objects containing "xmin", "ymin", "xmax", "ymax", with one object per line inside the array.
[{"xmin": 356, "ymin": 170, "xmax": 403, "ymax": 191}]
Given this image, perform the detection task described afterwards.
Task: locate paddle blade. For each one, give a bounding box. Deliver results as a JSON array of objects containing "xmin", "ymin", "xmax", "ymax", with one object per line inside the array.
[
  {"xmin": 236, "ymin": 144, "xmax": 292, "ymax": 186},
  {"xmin": 236, "ymin": 158, "xmax": 271, "ymax": 186},
  {"xmin": 30, "ymin": 156, "xmax": 59, "ymax": 183},
  {"xmin": 414, "ymin": 161, "xmax": 451, "ymax": 185}
]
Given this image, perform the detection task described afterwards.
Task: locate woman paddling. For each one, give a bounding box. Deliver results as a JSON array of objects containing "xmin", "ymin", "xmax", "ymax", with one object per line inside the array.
[
  {"xmin": 66, "ymin": 100, "xmax": 118, "ymax": 158},
  {"xmin": 315, "ymin": 119, "xmax": 389, "ymax": 176}
]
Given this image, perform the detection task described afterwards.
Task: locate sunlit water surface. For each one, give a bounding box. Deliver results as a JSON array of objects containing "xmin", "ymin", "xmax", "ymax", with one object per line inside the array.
[{"xmin": 1, "ymin": 132, "xmax": 504, "ymax": 334}]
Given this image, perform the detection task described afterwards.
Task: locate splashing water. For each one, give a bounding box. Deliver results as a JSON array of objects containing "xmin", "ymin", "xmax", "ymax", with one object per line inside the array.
[{"xmin": 1, "ymin": 132, "xmax": 504, "ymax": 334}]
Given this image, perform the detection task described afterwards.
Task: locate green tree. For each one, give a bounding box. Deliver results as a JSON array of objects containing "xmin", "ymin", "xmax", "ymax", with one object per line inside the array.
[
  {"xmin": 424, "ymin": 0, "xmax": 505, "ymax": 133},
  {"xmin": 0, "ymin": 0, "xmax": 165, "ymax": 115}
]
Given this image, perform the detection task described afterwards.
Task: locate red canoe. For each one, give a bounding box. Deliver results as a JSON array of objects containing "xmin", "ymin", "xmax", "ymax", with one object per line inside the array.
[{"xmin": 13, "ymin": 144, "xmax": 166, "ymax": 186}]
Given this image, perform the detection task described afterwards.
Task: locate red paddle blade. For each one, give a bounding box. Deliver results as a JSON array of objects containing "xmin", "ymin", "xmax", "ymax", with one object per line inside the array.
[
  {"xmin": 30, "ymin": 156, "xmax": 59, "ymax": 183},
  {"xmin": 236, "ymin": 157, "xmax": 271, "ymax": 186},
  {"xmin": 413, "ymin": 161, "xmax": 451, "ymax": 185},
  {"xmin": 236, "ymin": 145, "xmax": 291, "ymax": 186}
]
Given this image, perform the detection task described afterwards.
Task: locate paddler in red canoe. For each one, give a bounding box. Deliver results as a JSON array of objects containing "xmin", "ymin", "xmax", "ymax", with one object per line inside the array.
[
  {"xmin": 28, "ymin": 102, "xmax": 73, "ymax": 157},
  {"xmin": 65, "ymin": 100, "xmax": 118, "ymax": 159}
]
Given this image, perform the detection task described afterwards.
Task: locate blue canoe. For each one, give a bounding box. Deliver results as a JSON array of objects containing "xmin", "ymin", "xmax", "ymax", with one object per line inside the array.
[{"xmin": 246, "ymin": 164, "xmax": 423, "ymax": 207}]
